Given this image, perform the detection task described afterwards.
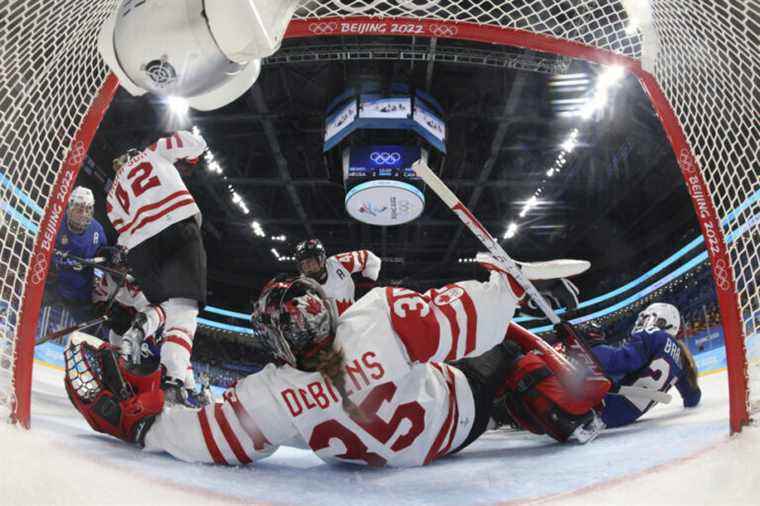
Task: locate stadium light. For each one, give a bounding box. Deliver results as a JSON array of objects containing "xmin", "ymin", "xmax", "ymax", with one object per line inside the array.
[
  {"xmin": 251, "ymin": 220, "xmax": 265, "ymax": 238},
  {"xmin": 504, "ymin": 222, "xmax": 518, "ymax": 239},
  {"xmin": 597, "ymin": 65, "xmax": 625, "ymax": 91},
  {"xmin": 519, "ymin": 196, "xmax": 539, "ymax": 218},
  {"xmin": 548, "ymin": 79, "xmax": 590, "ymax": 87},
  {"xmin": 167, "ymin": 96, "xmax": 189, "ymax": 115}
]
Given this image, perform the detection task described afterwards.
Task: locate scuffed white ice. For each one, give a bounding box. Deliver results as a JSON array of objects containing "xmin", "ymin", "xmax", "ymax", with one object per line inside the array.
[{"xmin": 1, "ymin": 362, "xmax": 757, "ymax": 505}]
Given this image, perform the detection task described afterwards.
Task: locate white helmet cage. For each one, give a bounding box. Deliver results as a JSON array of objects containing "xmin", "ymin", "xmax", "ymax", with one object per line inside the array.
[
  {"xmin": 632, "ymin": 302, "xmax": 681, "ymax": 337},
  {"xmin": 67, "ymin": 186, "xmax": 95, "ymax": 233}
]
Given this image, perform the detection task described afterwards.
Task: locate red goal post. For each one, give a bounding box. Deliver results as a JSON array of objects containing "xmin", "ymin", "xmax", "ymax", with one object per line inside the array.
[{"xmin": 0, "ymin": 1, "xmax": 756, "ymax": 433}]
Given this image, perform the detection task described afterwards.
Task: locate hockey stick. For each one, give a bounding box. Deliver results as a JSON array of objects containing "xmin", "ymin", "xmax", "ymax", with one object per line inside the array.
[
  {"xmin": 54, "ymin": 250, "xmax": 135, "ymax": 283},
  {"xmin": 412, "ymin": 159, "xmax": 606, "ymax": 377},
  {"xmin": 37, "ymin": 264, "xmax": 129, "ymax": 346},
  {"xmin": 36, "ymin": 315, "xmax": 110, "ymax": 346},
  {"xmin": 616, "ymin": 385, "xmax": 672, "ymax": 404}
]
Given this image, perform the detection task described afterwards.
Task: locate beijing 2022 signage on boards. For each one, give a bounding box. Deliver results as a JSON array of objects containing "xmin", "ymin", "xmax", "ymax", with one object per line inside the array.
[{"xmin": 344, "ymin": 145, "xmax": 425, "ymax": 226}]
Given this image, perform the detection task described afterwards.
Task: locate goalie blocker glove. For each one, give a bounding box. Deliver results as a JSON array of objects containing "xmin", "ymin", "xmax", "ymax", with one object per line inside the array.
[
  {"xmin": 519, "ymin": 278, "xmax": 580, "ymax": 318},
  {"xmin": 64, "ymin": 339, "xmax": 164, "ymax": 446}
]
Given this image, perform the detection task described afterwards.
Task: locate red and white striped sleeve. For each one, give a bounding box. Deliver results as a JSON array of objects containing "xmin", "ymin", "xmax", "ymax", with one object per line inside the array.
[
  {"xmin": 334, "ymin": 250, "xmax": 381, "ymax": 279},
  {"xmin": 386, "ymin": 271, "xmax": 525, "ymax": 363},
  {"xmin": 148, "ymin": 130, "xmax": 207, "ymax": 164},
  {"xmin": 143, "ymin": 383, "xmax": 280, "ymax": 466}
]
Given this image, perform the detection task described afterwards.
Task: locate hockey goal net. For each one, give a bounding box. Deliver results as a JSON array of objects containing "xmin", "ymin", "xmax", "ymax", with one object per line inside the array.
[{"xmin": 1, "ymin": 1, "xmax": 757, "ymax": 432}]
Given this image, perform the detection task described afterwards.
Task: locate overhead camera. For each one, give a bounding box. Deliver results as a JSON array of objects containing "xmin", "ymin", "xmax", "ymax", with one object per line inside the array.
[{"xmin": 98, "ymin": 0, "xmax": 301, "ymax": 110}]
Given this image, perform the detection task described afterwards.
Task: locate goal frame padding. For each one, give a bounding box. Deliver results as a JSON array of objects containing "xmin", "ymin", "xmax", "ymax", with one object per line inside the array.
[{"xmin": 13, "ymin": 74, "xmax": 119, "ymax": 429}]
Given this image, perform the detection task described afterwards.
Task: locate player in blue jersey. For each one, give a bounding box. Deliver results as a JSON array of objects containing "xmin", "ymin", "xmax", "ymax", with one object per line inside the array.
[
  {"xmin": 46, "ymin": 186, "xmax": 108, "ymax": 321},
  {"xmin": 590, "ymin": 303, "xmax": 701, "ymax": 428}
]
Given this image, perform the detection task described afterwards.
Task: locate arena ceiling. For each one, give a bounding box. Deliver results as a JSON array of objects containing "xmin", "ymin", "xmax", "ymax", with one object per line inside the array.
[{"xmin": 85, "ymin": 34, "xmax": 700, "ymax": 310}]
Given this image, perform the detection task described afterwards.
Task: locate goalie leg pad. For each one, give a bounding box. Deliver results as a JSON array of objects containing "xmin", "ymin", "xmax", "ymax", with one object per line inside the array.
[
  {"xmin": 64, "ymin": 341, "xmax": 164, "ymax": 446},
  {"xmin": 505, "ymin": 323, "xmax": 611, "ymax": 410},
  {"xmin": 499, "ymin": 352, "xmax": 603, "ymax": 443}
]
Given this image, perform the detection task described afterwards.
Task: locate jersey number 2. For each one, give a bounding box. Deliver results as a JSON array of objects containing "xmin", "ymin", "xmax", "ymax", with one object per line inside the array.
[
  {"xmin": 115, "ymin": 162, "xmax": 160, "ymax": 213},
  {"xmin": 626, "ymin": 358, "xmax": 676, "ymax": 410}
]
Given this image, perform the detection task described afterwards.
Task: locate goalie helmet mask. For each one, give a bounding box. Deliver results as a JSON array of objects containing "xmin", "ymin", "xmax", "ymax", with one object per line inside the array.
[
  {"xmin": 252, "ymin": 276, "xmax": 337, "ymax": 368},
  {"xmin": 294, "ymin": 239, "xmax": 328, "ymax": 283},
  {"xmin": 66, "ymin": 186, "xmax": 95, "ymax": 234},
  {"xmin": 632, "ymin": 302, "xmax": 681, "ymax": 337}
]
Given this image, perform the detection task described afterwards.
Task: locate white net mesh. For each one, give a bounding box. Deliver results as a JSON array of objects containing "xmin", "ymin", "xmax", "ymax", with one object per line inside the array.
[
  {"xmin": 0, "ymin": 0, "xmax": 118, "ymax": 422},
  {"xmin": 0, "ymin": 0, "xmax": 757, "ymax": 424},
  {"xmin": 646, "ymin": 1, "xmax": 760, "ymax": 413}
]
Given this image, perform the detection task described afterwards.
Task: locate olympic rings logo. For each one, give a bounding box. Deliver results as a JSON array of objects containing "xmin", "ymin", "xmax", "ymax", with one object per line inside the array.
[
  {"xmin": 29, "ymin": 254, "xmax": 48, "ymax": 285},
  {"xmin": 370, "ymin": 152, "xmax": 401, "ymax": 165},
  {"xmin": 712, "ymin": 258, "xmax": 731, "ymax": 291},
  {"xmin": 678, "ymin": 148, "xmax": 696, "ymax": 174},
  {"xmin": 309, "ymin": 22, "xmax": 338, "ymax": 34},
  {"xmin": 66, "ymin": 140, "xmax": 86, "ymax": 166},
  {"xmin": 429, "ymin": 24, "xmax": 458, "ymax": 37}
]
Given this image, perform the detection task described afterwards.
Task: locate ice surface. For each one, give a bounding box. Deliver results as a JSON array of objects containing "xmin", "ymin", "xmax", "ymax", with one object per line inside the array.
[{"xmin": 1, "ymin": 362, "xmax": 758, "ymax": 505}]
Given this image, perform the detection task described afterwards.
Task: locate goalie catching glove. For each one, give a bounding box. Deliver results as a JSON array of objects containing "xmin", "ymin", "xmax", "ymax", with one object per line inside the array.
[{"xmin": 64, "ymin": 337, "xmax": 164, "ymax": 446}]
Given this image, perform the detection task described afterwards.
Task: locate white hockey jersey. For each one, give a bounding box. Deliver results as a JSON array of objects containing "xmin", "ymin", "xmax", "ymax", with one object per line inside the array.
[
  {"xmin": 321, "ymin": 250, "xmax": 381, "ymax": 315},
  {"xmin": 106, "ymin": 131, "xmax": 207, "ymax": 250},
  {"xmin": 144, "ymin": 270, "xmax": 524, "ymax": 467}
]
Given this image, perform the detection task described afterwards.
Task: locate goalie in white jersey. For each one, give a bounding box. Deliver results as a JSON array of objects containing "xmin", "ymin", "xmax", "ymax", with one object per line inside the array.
[
  {"xmin": 294, "ymin": 238, "xmax": 381, "ymax": 315},
  {"xmin": 64, "ymin": 261, "xmax": 610, "ymax": 468},
  {"xmin": 106, "ymin": 130, "xmax": 208, "ymax": 404}
]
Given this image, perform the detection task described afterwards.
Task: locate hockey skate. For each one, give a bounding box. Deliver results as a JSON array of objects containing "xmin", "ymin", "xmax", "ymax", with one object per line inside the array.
[
  {"xmin": 162, "ymin": 376, "xmax": 201, "ymax": 408},
  {"xmin": 568, "ymin": 410, "xmax": 605, "ymax": 444},
  {"xmin": 185, "ymin": 388, "xmax": 212, "ymax": 407},
  {"xmin": 120, "ymin": 324, "xmax": 145, "ymax": 366}
]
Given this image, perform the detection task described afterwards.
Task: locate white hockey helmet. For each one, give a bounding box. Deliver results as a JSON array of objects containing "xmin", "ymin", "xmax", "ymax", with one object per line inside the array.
[
  {"xmin": 67, "ymin": 186, "xmax": 95, "ymax": 233},
  {"xmin": 97, "ymin": 0, "xmax": 300, "ymax": 111},
  {"xmin": 632, "ymin": 302, "xmax": 681, "ymax": 337}
]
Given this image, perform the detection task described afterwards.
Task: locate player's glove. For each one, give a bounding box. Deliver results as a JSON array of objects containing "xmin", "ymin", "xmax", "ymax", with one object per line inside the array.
[
  {"xmin": 64, "ymin": 337, "xmax": 164, "ymax": 446},
  {"xmin": 55, "ymin": 256, "xmax": 85, "ymax": 271},
  {"xmin": 519, "ymin": 278, "xmax": 580, "ymax": 318},
  {"xmin": 96, "ymin": 245, "xmax": 127, "ymax": 268},
  {"xmin": 95, "ymin": 302, "xmax": 135, "ymax": 335},
  {"xmin": 580, "ymin": 322, "xmax": 607, "ymax": 347}
]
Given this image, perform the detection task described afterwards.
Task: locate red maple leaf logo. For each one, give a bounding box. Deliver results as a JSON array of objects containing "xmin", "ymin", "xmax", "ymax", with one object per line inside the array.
[{"xmin": 304, "ymin": 296, "xmax": 323, "ymax": 315}]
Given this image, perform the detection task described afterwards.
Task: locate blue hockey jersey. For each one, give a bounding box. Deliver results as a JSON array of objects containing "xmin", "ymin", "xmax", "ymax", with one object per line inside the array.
[
  {"xmin": 591, "ymin": 329, "xmax": 701, "ymax": 428},
  {"xmin": 52, "ymin": 215, "xmax": 107, "ymax": 303}
]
